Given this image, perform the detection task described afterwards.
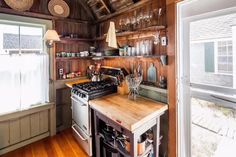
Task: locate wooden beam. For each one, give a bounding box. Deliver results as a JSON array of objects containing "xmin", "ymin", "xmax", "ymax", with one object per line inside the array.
[
  {"xmin": 0, "ymin": 7, "xmax": 91, "ymax": 24},
  {"xmin": 77, "ymin": 0, "xmax": 96, "ymax": 20},
  {"xmin": 97, "ymin": 0, "xmax": 153, "ymax": 23},
  {"xmin": 166, "ymin": 1, "xmax": 177, "ymax": 157}
]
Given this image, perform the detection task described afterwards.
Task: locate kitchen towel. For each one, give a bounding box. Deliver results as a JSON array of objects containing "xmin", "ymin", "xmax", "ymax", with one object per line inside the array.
[{"xmin": 106, "ymin": 21, "xmax": 118, "ymax": 48}]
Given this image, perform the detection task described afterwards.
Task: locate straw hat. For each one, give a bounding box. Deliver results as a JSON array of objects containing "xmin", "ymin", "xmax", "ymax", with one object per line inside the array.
[
  {"xmin": 48, "ymin": 0, "xmax": 70, "ymax": 18},
  {"xmin": 4, "ymin": 0, "xmax": 34, "ymax": 12}
]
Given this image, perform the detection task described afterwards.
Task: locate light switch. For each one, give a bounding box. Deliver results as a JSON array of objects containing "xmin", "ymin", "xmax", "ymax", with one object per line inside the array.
[{"xmin": 161, "ymin": 36, "xmax": 167, "ymax": 46}]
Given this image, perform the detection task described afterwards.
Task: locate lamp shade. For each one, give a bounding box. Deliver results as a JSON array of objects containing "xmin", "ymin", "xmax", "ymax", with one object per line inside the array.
[{"xmin": 44, "ymin": 30, "xmax": 60, "ymax": 41}]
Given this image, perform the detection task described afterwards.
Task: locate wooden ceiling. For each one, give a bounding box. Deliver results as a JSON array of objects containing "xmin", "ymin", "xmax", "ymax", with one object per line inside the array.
[
  {"xmin": 0, "ymin": 0, "xmax": 154, "ymax": 23},
  {"xmin": 77, "ymin": 0, "xmax": 150, "ymax": 22}
]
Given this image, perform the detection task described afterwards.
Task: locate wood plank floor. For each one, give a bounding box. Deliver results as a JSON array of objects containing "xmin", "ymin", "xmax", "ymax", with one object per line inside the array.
[{"xmin": 2, "ymin": 129, "xmax": 88, "ymax": 157}]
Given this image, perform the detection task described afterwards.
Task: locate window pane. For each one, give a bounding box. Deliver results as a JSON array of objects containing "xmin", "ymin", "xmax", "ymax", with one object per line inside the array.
[
  {"xmin": 20, "ymin": 26, "xmax": 43, "ymax": 53},
  {"xmin": 228, "ymin": 46, "xmax": 232, "ymax": 55},
  {"xmin": 0, "ymin": 24, "xmax": 19, "ymax": 54},
  {"xmin": 218, "ymin": 56, "xmax": 227, "ymax": 63},
  {"xmin": 228, "ymin": 56, "xmax": 233, "ymax": 63}
]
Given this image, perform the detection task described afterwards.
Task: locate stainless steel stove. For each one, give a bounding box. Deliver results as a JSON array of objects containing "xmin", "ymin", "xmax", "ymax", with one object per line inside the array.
[
  {"xmin": 71, "ymin": 66, "xmax": 126, "ymax": 157},
  {"xmin": 71, "ymin": 80, "xmax": 117, "ymax": 101}
]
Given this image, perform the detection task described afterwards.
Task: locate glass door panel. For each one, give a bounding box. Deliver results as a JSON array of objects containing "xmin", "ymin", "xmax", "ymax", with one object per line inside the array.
[{"xmin": 190, "ymin": 13, "xmax": 236, "ymax": 157}]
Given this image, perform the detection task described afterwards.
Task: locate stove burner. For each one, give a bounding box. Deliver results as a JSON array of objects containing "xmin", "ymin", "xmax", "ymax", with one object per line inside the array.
[{"xmin": 72, "ymin": 80, "xmax": 117, "ymax": 100}]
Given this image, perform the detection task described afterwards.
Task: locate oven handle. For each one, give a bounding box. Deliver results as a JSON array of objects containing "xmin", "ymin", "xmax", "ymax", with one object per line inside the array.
[
  {"xmin": 71, "ymin": 96, "xmax": 86, "ymax": 106},
  {"xmin": 72, "ymin": 124, "xmax": 87, "ymax": 141}
]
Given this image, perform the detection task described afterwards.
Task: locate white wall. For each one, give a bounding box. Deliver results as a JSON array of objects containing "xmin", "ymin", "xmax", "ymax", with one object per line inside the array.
[{"xmin": 232, "ymin": 26, "xmax": 236, "ymax": 89}]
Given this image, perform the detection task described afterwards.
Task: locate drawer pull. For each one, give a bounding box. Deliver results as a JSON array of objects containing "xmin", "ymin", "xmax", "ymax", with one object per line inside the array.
[
  {"xmin": 72, "ymin": 124, "xmax": 87, "ymax": 141},
  {"xmin": 116, "ymin": 119, "xmax": 122, "ymax": 124}
]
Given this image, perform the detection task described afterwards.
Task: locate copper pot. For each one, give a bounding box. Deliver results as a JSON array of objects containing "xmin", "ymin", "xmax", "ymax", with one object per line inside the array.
[{"xmin": 125, "ymin": 134, "xmax": 147, "ymax": 155}]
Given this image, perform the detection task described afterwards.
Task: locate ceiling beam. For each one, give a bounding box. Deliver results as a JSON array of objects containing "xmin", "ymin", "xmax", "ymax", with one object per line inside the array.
[
  {"xmin": 77, "ymin": 0, "xmax": 96, "ymax": 20},
  {"xmin": 97, "ymin": 0, "xmax": 152, "ymax": 23}
]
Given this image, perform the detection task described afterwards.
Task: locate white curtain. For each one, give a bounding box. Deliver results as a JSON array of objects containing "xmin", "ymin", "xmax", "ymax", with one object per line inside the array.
[{"xmin": 0, "ymin": 53, "xmax": 49, "ymax": 115}]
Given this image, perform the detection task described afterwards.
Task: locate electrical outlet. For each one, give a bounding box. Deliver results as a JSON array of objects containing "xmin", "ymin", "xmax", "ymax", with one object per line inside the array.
[{"xmin": 161, "ymin": 36, "xmax": 167, "ymax": 46}]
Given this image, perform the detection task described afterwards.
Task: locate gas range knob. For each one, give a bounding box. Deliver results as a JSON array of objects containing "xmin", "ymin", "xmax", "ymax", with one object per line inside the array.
[{"xmin": 76, "ymin": 91, "xmax": 79, "ymax": 95}]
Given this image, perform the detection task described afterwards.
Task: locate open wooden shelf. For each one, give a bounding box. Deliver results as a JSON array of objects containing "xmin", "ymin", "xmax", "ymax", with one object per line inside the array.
[
  {"xmin": 56, "ymin": 56, "xmax": 92, "ymax": 61},
  {"xmin": 102, "ymin": 55, "xmax": 165, "ymax": 58},
  {"xmin": 57, "ymin": 37, "xmax": 93, "ymax": 44},
  {"xmin": 56, "ymin": 77, "xmax": 87, "ymax": 82},
  {"xmin": 94, "ymin": 25, "xmax": 166, "ymax": 41},
  {"xmin": 98, "ymin": 133, "xmax": 153, "ymax": 157}
]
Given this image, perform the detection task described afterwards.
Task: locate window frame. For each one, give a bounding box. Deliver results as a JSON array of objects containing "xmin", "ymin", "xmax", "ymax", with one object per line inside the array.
[
  {"xmin": 0, "ymin": 20, "xmax": 46, "ymax": 55},
  {"xmin": 0, "ymin": 19, "xmax": 49, "ymax": 115}
]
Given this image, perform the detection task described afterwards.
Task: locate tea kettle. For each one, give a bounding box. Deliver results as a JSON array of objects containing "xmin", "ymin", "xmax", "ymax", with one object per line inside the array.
[{"xmin": 91, "ymin": 73, "xmax": 102, "ymax": 82}]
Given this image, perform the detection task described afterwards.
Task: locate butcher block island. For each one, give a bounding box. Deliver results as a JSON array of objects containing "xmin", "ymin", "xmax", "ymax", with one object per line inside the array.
[{"xmin": 90, "ymin": 94, "xmax": 168, "ymax": 157}]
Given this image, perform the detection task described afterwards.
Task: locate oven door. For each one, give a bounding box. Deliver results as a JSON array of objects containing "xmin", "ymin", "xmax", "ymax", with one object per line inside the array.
[
  {"xmin": 72, "ymin": 122, "xmax": 92, "ymax": 156},
  {"xmin": 71, "ymin": 94, "xmax": 90, "ymax": 135}
]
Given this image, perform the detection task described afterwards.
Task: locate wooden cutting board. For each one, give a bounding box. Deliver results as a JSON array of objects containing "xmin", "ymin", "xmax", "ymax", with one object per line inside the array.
[
  {"xmin": 147, "ymin": 63, "xmax": 157, "ymax": 83},
  {"xmin": 89, "ymin": 94, "xmax": 168, "ymax": 132}
]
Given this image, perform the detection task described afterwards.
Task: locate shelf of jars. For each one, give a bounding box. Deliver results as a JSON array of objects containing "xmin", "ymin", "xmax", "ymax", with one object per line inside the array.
[
  {"xmin": 56, "ymin": 56, "xmax": 92, "ymax": 61},
  {"xmin": 94, "ymin": 25, "xmax": 166, "ymax": 41}
]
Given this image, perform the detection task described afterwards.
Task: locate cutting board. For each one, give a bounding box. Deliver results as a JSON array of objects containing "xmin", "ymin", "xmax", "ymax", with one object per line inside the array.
[{"xmin": 147, "ymin": 63, "xmax": 157, "ymax": 82}]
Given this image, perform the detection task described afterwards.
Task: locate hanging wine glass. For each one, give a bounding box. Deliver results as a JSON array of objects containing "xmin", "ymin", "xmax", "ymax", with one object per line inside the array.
[{"xmin": 157, "ymin": 8, "xmax": 162, "ymax": 26}]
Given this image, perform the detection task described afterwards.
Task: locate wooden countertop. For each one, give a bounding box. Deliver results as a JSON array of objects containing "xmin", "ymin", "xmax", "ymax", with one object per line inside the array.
[
  {"xmin": 90, "ymin": 94, "xmax": 168, "ymax": 132},
  {"xmin": 65, "ymin": 79, "xmax": 90, "ymax": 88}
]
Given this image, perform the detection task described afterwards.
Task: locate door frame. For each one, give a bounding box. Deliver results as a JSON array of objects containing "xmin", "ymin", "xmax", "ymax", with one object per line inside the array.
[{"xmin": 177, "ymin": 1, "xmax": 236, "ymax": 157}]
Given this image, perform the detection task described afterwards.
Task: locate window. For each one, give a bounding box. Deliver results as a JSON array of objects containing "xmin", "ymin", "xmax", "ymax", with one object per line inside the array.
[
  {"xmin": 203, "ymin": 40, "xmax": 233, "ymax": 75},
  {"xmin": 217, "ymin": 40, "xmax": 233, "ymax": 74},
  {"xmin": 0, "ymin": 21, "xmax": 49, "ymax": 115},
  {"xmin": 0, "ymin": 24, "xmax": 43, "ymax": 54}
]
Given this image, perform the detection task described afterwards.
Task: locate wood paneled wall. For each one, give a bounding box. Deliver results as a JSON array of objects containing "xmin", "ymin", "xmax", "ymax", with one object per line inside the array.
[
  {"xmin": 100, "ymin": 58, "xmax": 167, "ymax": 82},
  {"xmin": 0, "ymin": 0, "xmax": 93, "ymax": 21},
  {"xmin": 54, "ymin": 20, "xmax": 94, "ymax": 53}
]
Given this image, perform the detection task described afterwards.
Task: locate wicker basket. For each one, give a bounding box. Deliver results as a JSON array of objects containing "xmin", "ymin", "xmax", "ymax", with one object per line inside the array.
[{"xmin": 4, "ymin": 0, "xmax": 34, "ymax": 12}]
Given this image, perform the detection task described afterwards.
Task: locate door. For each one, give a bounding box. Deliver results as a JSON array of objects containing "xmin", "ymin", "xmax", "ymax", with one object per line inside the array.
[{"xmin": 178, "ymin": 1, "xmax": 236, "ymax": 157}]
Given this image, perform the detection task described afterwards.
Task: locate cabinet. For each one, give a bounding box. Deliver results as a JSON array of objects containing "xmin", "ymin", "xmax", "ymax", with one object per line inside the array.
[
  {"xmin": 0, "ymin": 122, "xmax": 10, "ymax": 149},
  {"xmin": 55, "ymin": 88, "xmax": 72, "ymax": 132}
]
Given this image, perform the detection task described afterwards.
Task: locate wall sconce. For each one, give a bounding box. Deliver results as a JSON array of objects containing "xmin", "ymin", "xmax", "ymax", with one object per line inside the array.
[{"xmin": 44, "ymin": 30, "xmax": 60, "ymax": 48}]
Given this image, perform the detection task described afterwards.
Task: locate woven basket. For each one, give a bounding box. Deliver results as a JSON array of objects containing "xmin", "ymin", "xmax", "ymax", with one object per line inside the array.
[
  {"xmin": 48, "ymin": 0, "xmax": 70, "ymax": 18},
  {"xmin": 4, "ymin": 0, "xmax": 34, "ymax": 12}
]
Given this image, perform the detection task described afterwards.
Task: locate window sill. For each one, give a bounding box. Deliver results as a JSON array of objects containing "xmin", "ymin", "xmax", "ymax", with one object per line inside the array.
[{"xmin": 0, "ymin": 102, "xmax": 54, "ymax": 122}]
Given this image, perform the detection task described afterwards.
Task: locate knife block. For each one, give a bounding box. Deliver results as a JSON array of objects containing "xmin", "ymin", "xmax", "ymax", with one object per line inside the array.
[{"xmin": 118, "ymin": 81, "xmax": 129, "ymax": 95}]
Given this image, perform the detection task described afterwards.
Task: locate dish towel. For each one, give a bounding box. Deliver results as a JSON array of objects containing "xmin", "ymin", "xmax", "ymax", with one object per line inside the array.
[{"xmin": 106, "ymin": 21, "xmax": 118, "ymax": 48}]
